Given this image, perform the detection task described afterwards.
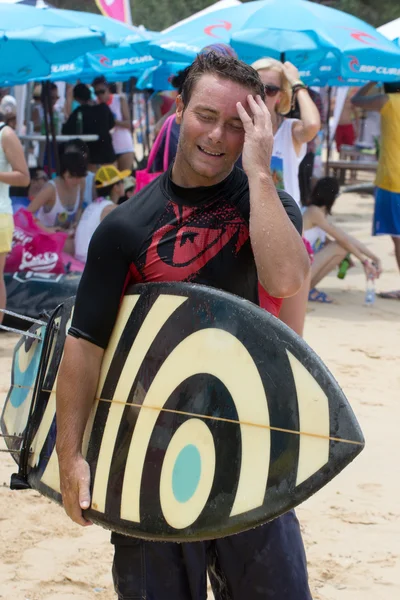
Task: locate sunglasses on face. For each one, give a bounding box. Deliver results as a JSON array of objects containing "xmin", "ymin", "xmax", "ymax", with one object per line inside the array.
[
  {"xmin": 264, "ymin": 84, "xmax": 281, "ymax": 97},
  {"xmin": 95, "ymin": 89, "xmax": 107, "ymax": 96}
]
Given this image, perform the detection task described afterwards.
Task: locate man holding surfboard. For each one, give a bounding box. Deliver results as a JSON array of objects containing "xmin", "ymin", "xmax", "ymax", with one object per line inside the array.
[{"xmin": 56, "ymin": 53, "xmax": 310, "ymax": 599}]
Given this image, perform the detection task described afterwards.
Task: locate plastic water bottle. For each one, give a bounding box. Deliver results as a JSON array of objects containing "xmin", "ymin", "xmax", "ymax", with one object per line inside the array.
[{"xmin": 364, "ymin": 277, "xmax": 376, "ymax": 306}]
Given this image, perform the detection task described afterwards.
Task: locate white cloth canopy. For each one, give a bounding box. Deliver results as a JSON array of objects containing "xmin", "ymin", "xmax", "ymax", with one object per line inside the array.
[{"xmin": 377, "ymin": 18, "xmax": 400, "ymax": 43}]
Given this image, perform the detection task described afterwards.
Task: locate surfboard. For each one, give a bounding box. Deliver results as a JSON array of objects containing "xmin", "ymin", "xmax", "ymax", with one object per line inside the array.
[{"xmin": 1, "ymin": 282, "xmax": 364, "ymax": 542}]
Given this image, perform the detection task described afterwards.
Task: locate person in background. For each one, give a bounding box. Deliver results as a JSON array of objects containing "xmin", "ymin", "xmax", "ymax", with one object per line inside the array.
[
  {"xmin": 288, "ymin": 87, "xmax": 325, "ymax": 205},
  {"xmin": 352, "ymin": 81, "xmax": 400, "ymax": 300},
  {"xmin": 303, "ymin": 177, "xmax": 381, "ymax": 302},
  {"xmin": 252, "ymin": 57, "xmax": 320, "ymax": 336},
  {"xmin": 0, "ymin": 95, "xmax": 17, "ymax": 130},
  {"xmin": 10, "ymin": 167, "xmax": 48, "ymax": 213},
  {"xmin": 92, "ymin": 76, "xmax": 134, "ymax": 172},
  {"xmin": 152, "ymin": 68, "xmax": 189, "ymax": 172},
  {"xmin": 74, "ymin": 165, "xmax": 127, "ymax": 264},
  {"xmin": 62, "ymin": 84, "xmax": 116, "ymax": 172},
  {"xmin": 334, "ymin": 88, "xmax": 360, "ymax": 153},
  {"xmin": 32, "ymin": 82, "xmax": 62, "ymax": 134},
  {"xmin": 28, "ymin": 167, "xmax": 48, "ymax": 200},
  {"xmin": 27, "ymin": 151, "xmax": 87, "ymax": 254},
  {"xmin": 0, "ymin": 118, "xmax": 30, "ymax": 323},
  {"xmin": 61, "ymin": 139, "xmax": 96, "ymax": 210},
  {"xmin": 0, "ymin": 88, "xmax": 11, "ymax": 102},
  {"xmin": 118, "ymin": 174, "xmax": 135, "ymax": 204}
]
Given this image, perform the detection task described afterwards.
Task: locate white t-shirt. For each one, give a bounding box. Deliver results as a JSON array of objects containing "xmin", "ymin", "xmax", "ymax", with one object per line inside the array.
[
  {"xmin": 74, "ymin": 198, "xmax": 114, "ymax": 263},
  {"xmin": 271, "ymin": 118, "xmax": 306, "ymax": 206}
]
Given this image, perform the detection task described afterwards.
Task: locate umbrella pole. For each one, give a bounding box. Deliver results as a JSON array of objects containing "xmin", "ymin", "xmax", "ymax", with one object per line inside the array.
[
  {"xmin": 42, "ymin": 82, "xmax": 53, "ymax": 176},
  {"xmin": 46, "ymin": 83, "xmax": 60, "ymax": 176},
  {"xmin": 325, "ymin": 86, "xmax": 331, "ymax": 177}
]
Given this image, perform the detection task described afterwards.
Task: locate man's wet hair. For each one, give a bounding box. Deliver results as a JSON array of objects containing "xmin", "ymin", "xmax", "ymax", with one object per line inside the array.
[{"xmin": 181, "ymin": 52, "xmax": 265, "ymax": 106}]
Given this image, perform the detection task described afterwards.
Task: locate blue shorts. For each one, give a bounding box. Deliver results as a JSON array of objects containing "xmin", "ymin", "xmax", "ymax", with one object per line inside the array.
[
  {"xmin": 373, "ymin": 187, "xmax": 400, "ymax": 236},
  {"xmin": 111, "ymin": 511, "xmax": 312, "ymax": 600}
]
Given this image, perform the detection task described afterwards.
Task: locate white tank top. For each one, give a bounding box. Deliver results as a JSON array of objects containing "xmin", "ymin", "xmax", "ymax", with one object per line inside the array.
[
  {"xmin": 37, "ymin": 179, "xmax": 81, "ymax": 228},
  {"xmin": 271, "ymin": 118, "xmax": 306, "ymax": 206},
  {"xmin": 303, "ymin": 225, "xmax": 326, "ymax": 252},
  {"xmin": 0, "ymin": 124, "xmax": 12, "ymax": 215},
  {"xmin": 108, "ymin": 94, "xmax": 134, "ymax": 155},
  {"xmin": 74, "ymin": 198, "xmax": 114, "ymax": 263}
]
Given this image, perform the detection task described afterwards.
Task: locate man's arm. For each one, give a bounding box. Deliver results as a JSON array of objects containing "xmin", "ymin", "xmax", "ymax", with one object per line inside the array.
[
  {"xmin": 56, "ymin": 209, "xmax": 131, "ymax": 525},
  {"xmin": 56, "ymin": 337, "xmax": 104, "ymax": 526},
  {"xmin": 237, "ymin": 95, "xmax": 309, "ymax": 298},
  {"xmin": 351, "ymin": 82, "xmax": 388, "ymax": 112}
]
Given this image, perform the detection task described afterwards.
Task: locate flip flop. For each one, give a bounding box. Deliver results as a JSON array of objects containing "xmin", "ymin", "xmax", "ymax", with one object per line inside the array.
[
  {"xmin": 308, "ymin": 288, "xmax": 333, "ymax": 304},
  {"xmin": 377, "ymin": 290, "xmax": 400, "ymax": 300}
]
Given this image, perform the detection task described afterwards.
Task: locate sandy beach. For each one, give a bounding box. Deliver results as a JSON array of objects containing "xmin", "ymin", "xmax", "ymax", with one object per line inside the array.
[{"xmin": 1, "ymin": 189, "xmax": 399, "ymax": 600}]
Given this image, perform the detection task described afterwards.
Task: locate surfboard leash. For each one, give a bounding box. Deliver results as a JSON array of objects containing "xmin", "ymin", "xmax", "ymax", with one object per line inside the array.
[{"xmin": 0, "ymin": 309, "xmax": 46, "ymax": 339}]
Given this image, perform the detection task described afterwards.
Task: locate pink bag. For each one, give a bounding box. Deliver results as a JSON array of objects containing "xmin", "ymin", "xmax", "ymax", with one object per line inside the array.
[
  {"xmin": 135, "ymin": 115, "xmax": 175, "ymax": 193},
  {"xmin": 6, "ymin": 209, "xmax": 67, "ymax": 274}
]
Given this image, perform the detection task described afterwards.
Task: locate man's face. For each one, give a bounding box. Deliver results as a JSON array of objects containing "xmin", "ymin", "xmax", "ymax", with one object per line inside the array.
[{"xmin": 175, "ymin": 74, "xmax": 252, "ymax": 187}]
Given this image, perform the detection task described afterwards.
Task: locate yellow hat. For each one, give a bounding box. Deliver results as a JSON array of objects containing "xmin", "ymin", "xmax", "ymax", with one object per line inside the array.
[{"xmin": 95, "ymin": 165, "xmax": 131, "ymax": 188}]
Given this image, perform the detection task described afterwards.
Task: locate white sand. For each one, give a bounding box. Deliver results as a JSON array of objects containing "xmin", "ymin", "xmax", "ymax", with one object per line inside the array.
[{"xmin": 1, "ymin": 190, "xmax": 399, "ymax": 599}]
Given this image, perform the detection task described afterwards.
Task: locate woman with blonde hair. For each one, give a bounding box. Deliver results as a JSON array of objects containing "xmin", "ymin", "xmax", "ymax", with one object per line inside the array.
[{"xmin": 252, "ymin": 57, "xmax": 321, "ymax": 336}]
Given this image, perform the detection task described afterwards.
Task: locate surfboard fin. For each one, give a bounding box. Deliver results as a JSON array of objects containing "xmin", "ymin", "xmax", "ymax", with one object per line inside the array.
[{"xmin": 10, "ymin": 472, "xmax": 31, "ymax": 490}]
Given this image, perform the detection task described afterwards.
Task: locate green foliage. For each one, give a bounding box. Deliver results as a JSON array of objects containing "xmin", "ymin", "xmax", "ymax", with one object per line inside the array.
[
  {"xmin": 307, "ymin": 1, "xmax": 399, "ymax": 28},
  {"xmin": 51, "ymin": 0, "xmax": 399, "ymax": 30},
  {"xmin": 50, "ymin": 0, "xmax": 93, "ymax": 12}
]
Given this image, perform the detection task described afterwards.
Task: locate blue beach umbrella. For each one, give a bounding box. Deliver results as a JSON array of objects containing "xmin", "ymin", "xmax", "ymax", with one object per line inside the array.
[
  {"xmin": 48, "ymin": 45, "xmax": 159, "ymax": 84},
  {"xmin": 40, "ymin": 11, "xmax": 158, "ymax": 83},
  {"xmin": 146, "ymin": 0, "xmax": 400, "ymax": 82},
  {"xmin": 0, "ymin": 4, "xmax": 111, "ymax": 85},
  {"xmin": 136, "ymin": 62, "xmax": 188, "ymax": 91},
  {"xmin": 0, "ymin": 4, "xmax": 157, "ymax": 85}
]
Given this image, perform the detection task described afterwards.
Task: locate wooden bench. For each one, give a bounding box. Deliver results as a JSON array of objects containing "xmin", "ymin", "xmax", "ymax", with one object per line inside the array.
[{"xmin": 326, "ymin": 159, "xmax": 378, "ymax": 185}]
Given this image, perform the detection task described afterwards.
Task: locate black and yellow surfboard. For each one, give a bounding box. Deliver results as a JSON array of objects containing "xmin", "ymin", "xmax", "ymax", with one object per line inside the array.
[{"xmin": 1, "ymin": 282, "xmax": 364, "ymax": 541}]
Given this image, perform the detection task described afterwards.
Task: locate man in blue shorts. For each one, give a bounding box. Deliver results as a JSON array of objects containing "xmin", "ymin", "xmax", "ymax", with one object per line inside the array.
[
  {"xmin": 56, "ymin": 53, "xmax": 311, "ymax": 599},
  {"xmin": 352, "ymin": 81, "xmax": 400, "ymax": 299}
]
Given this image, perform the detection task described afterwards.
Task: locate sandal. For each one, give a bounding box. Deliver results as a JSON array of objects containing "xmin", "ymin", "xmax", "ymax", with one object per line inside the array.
[
  {"xmin": 308, "ymin": 288, "xmax": 333, "ymax": 304},
  {"xmin": 377, "ymin": 290, "xmax": 400, "ymax": 300}
]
